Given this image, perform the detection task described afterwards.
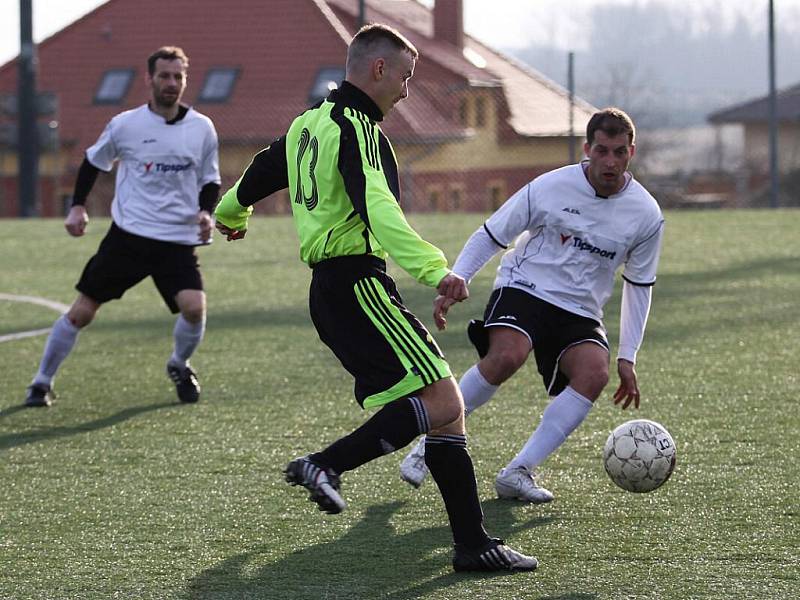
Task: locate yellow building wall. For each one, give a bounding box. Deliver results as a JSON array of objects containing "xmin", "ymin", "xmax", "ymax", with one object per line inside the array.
[{"xmin": 744, "ymin": 123, "xmax": 800, "ymax": 172}]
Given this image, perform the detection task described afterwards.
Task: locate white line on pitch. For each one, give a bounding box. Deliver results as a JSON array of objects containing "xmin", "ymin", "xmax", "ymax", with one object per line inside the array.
[{"xmin": 0, "ymin": 293, "xmax": 70, "ymax": 344}]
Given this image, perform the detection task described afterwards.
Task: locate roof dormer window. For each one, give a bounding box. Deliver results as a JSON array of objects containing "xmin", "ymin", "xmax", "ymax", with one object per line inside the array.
[
  {"xmin": 94, "ymin": 69, "xmax": 134, "ymax": 104},
  {"xmin": 198, "ymin": 68, "xmax": 239, "ymax": 103}
]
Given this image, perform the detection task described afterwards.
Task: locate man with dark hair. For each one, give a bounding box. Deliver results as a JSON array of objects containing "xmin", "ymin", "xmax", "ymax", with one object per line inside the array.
[
  {"xmin": 25, "ymin": 46, "xmax": 220, "ymax": 407},
  {"xmin": 400, "ymin": 108, "xmax": 664, "ymax": 505},
  {"xmin": 147, "ymin": 45, "xmax": 189, "ymax": 76},
  {"xmin": 214, "ymin": 23, "xmax": 537, "ymax": 573}
]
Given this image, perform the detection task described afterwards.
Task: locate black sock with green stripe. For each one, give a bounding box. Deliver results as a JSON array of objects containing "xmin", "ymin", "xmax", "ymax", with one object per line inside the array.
[
  {"xmin": 425, "ymin": 435, "xmax": 491, "ymax": 549},
  {"xmin": 310, "ymin": 396, "xmax": 429, "ymax": 474}
]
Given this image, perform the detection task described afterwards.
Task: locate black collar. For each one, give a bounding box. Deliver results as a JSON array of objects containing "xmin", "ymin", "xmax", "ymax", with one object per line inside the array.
[
  {"xmin": 148, "ymin": 103, "xmax": 190, "ymax": 125},
  {"xmin": 327, "ymin": 81, "xmax": 384, "ymax": 122},
  {"xmin": 166, "ymin": 104, "xmax": 190, "ymax": 125}
]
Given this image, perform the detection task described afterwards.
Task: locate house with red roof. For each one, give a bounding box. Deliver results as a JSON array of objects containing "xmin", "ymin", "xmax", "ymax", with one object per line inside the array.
[{"xmin": 0, "ymin": 0, "xmax": 596, "ymax": 217}]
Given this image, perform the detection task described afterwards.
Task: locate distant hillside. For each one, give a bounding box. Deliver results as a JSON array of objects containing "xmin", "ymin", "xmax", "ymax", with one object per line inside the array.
[{"xmin": 505, "ymin": 1, "xmax": 800, "ymax": 128}]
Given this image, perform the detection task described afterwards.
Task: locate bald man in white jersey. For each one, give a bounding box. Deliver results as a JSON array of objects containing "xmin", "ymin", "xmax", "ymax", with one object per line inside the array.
[
  {"xmin": 400, "ymin": 108, "xmax": 664, "ymax": 503},
  {"xmin": 25, "ymin": 46, "xmax": 220, "ymax": 407}
]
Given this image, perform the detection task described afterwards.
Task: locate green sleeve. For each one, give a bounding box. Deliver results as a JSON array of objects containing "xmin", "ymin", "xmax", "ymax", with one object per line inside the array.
[
  {"xmin": 339, "ymin": 112, "xmax": 450, "ymax": 288},
  {"xmin": 214, "ymin": 177, "xmax": 253, "ymax": 231},
  {"xmin": 366, "ymin": 191, "xmax": 450, "ymax": 288}
]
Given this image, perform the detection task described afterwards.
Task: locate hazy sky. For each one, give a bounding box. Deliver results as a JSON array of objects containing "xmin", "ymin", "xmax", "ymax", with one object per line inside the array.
[{"xmin": 1, "ymin": 0, "xmax": 798, "ymax": 65}]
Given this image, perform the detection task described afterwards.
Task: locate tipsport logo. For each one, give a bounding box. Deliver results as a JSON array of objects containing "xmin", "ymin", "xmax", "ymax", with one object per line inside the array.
[
  {"xmin": 143, "ymin": 161, "xmax": 191, "ymax": 174},
  {"xmin": 560, "ymin": 234, "xmax": 616, "ymax": 260}
]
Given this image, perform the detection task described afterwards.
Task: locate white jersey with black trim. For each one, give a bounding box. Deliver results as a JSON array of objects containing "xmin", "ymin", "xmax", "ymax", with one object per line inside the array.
[
  {"xmin": 485, "ymin": 163, "xmax": 664, "ymax": 322},
  {"xmin": 86, "ymin": 104, "xmax": 220, "ymax": 245}
]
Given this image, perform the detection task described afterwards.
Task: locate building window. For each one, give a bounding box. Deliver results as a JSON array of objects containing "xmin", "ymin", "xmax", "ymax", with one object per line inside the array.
[
  {"xmin": 475, "ymin": 96, "xmax": 486, "ymax": 127},
  {"xmin": 427, "ymin": 185, "xmax": 444, "ymax": 211},
  {"xmin": 198, "ymin": 68, "xmax": 239, "ymax": 103},
  {"xmin": 487, "ymin": 180, "xmax": 507, "ymax": 210},
  {"xmin": 309, "ymin": 67, "xmax": 345, "ymax": 104},
  {"xmin": 449, "ymin": 185, "xmax": 464, "ymax": 211},
  {"xmin": 94, "ymin": 69, "xmax": 134, "ymax": 104},
  {"xmin": 458, "ymin": 97, "xmax": 468, "ymax": 126}
]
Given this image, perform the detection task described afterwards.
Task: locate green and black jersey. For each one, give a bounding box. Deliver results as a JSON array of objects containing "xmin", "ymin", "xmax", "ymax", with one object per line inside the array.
[{"xmin": 216, "ymin": 82, "xmax": 450, "ymax": 288}]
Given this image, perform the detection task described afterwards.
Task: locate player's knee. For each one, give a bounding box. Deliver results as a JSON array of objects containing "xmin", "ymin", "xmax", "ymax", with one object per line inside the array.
[
  {"xmin": 572, "ymin": 368, "xmax": 609, "ymax": 400},
  {"xmin": 67, "ymin": 304, "xmax": 96, "ymax": 328},
  {"xmin": 437, "ymin": 394, "xmax": 464, "ymax": 426},
  {"xmin": 419, "ymin": 381, "xmax": 464, "ymax": 429},
  {"xmin": 483, "ymin": 346, "xmax": 526, "ymax": 383},
  {"xmin": 175, "ymin": 290, "xmax": 206, "ymax": 323},
  {"xmin": 181, "ymin": 305, "xmax": 205, "ymax": 324}
]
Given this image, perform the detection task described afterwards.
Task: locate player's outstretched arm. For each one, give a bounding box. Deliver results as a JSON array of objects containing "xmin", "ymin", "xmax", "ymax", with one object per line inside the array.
[{"xmin": 214, "ymin": 137, "xmax": 289, "ymax": 242}]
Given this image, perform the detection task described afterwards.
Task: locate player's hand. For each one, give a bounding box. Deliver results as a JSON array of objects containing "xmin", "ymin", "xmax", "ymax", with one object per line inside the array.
[
  {"xmin": 436, "ymin": 272, "xmax": 468, "ymax": 302},
  {"xmin": 197, "ymin": 210, "xmax": 214, "ymax": 243},
  {"xmin": 433, "ymin": 273, "xmax": 468, "ymax": 331},
  {"xmin": 433, "ymin": 294, "xmax": 459, "ymax": 331},
  {"xmin": 64, "ymin": 205, "xmax": 89, "ymax": 237},
  {"xmin": 613, "ymin": 358, "xmax": 640, "ymax": 409},
  {"xmin": 215, "ymin": 221, "xmax": 247, "ymax": 241}
]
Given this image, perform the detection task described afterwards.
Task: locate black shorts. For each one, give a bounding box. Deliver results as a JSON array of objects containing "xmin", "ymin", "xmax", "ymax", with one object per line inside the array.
[
  {"xmin": 309, "ymin": 255, "xmax": 451, "ymax": 409},
  {"xmin": 477, "ymin": 286, "xmax": 609, "ymax": 396},
  {"xmin": 76, "ymin": 223, "xmax": 203, "ymax": 314}
]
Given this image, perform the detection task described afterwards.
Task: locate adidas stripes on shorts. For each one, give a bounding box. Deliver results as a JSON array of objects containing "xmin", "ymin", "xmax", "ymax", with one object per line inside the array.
[{"xmin": 309, "ymin": 255, "xmax": 451, "ymax": 409}]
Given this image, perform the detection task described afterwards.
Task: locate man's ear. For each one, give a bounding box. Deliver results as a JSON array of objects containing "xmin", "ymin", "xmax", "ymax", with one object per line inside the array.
[{"xmin": 373, "ymin": 58, "xmax": 386, "ymax": 81}]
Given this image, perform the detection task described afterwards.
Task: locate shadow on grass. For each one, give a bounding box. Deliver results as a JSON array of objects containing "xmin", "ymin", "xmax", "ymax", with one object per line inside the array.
[
  {"xmin": 184, "ymin": 499, "xmax": 582, "ymax": 600},
  {"xmin": 0, "ymin": 401, "xmax": 175, "ymax": 451}
]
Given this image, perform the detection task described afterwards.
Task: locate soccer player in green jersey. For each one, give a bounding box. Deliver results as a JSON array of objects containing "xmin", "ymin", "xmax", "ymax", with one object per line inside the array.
[{"xmin": 214, "ymin": 24, "xmax": 537, "ymax": 572}]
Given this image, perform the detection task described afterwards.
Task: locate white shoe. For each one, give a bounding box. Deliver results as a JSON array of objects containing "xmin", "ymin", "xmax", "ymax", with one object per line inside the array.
[
  {"xmin": 495, "ymin": 466, "xmax": 554, "ymax": 504},
  {"xmin": 399, "ymin": 436, "xmax": 428, "ymax": 488}
]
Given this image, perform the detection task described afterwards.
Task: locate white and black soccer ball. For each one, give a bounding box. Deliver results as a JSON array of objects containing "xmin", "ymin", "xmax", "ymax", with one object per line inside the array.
[{"xmin": 603, "ymin": 419, "xmax": 676, "ymax": 493}]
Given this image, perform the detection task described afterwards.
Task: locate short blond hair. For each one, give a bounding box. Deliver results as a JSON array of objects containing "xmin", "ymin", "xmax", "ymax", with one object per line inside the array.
[{"xmin": 346, "ymin": 23, "xmax": 418, "ymax": 71}]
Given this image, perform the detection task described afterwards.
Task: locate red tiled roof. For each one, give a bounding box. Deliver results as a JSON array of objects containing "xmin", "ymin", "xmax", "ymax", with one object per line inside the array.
[
  {"xmin": 0, "ymin": 0, "xmax": 595, "ymax": 165},
  {"xmin": 0, "ymin": 0, "xmax": 352, "ymax": 160},
  {"xmin": 327, "ymin": 0, "xmax": 595, "ymax": 137}
]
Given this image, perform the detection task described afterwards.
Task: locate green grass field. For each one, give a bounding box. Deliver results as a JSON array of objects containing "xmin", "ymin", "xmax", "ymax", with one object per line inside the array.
[{"xmin": 1, "ymin": 211, "xmax": 798, "ymax": 599}]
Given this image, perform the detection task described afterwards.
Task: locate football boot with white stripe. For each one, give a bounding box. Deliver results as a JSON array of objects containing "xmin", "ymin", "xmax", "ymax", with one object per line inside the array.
[
  {"xmin": 495, "ymin": 466, "xmax": 554, "ymax": 504},
  {"xmin": 166, "ymin": 364, "xmax": 200, "ymax": 404},
  {"xmin": 25, "ymin": 383, "xmax": 55, "ymax": 407},
  {"xmin": 452, "ymin": 537, "xmax": 538, "ymax": 572},
  {"xmin": 284, "ymin": 456, "xmax": 347, "ymax": 515}
]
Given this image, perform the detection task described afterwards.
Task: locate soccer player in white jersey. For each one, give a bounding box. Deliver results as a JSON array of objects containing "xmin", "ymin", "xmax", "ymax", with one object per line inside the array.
[
  {"xmin": 24, "ymin": 46, "xmax": 221, "ymax": 407},
  {"xmin": 400, "ymin": 108, "xmax": 665, "ymax": 503}
]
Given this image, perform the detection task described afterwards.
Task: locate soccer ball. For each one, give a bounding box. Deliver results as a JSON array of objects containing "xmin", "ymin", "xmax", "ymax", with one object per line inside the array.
[{"xmin": 603, "ymin": 419, "xmax": 676, "ymax": 493}]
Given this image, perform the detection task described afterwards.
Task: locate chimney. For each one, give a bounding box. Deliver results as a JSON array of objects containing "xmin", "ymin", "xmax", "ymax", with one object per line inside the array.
[{"xmin": 433, "ymin": 0, "xmax": 463, "ymax": 50}]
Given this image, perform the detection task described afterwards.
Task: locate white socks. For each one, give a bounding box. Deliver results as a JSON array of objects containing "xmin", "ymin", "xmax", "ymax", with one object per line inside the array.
[
  {"xmin": 168, "ymin": 314, "xmax": 205, "ymax": 369},
  {"xmin": 507, "ymin": 386, "xmax": 593, "ymax": 471},
  {"xmin": 33, "ymin": 315, "xmax": 80, "ymax": 387},
  {"xmin": 460, "ymin": 364, "xmax": 499, "ymax": 416}
]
